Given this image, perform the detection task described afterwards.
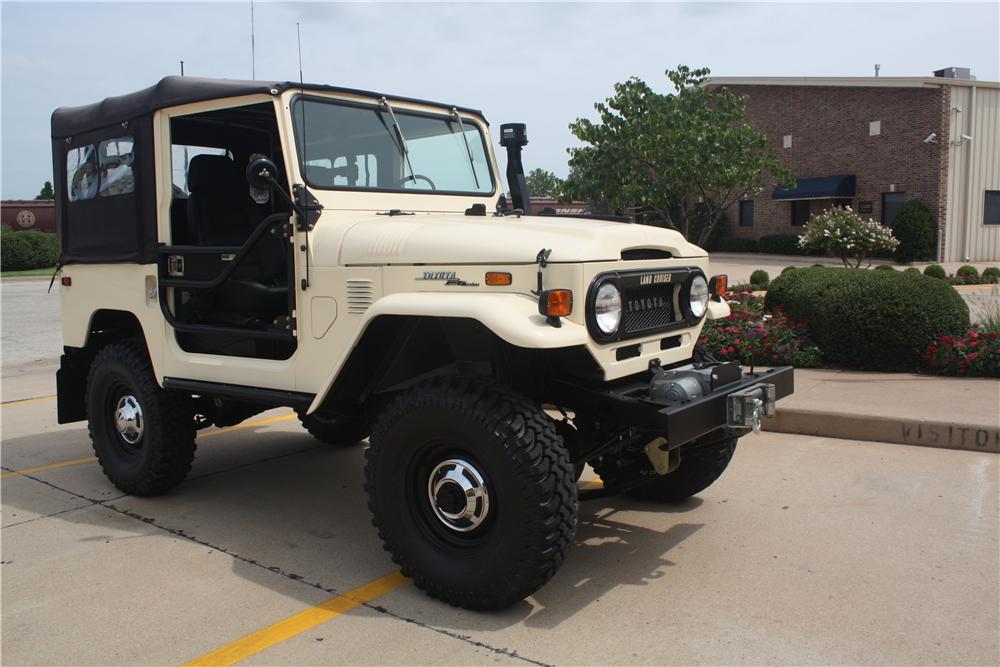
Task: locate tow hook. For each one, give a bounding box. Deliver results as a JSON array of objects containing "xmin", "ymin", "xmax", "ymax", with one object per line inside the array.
[{"xmin": 727, "ymin": 383, "xmax": 776, "ymax": 433}]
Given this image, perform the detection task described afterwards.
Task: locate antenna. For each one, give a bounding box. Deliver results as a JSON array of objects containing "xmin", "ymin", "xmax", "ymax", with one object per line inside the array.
[
  {"xmin": 250, "ymin": 0, "xmax": 256, "ymax": 79},
  {"xmin": 180, "ymin": 60, "xmax": 184, "ymax": 76}
]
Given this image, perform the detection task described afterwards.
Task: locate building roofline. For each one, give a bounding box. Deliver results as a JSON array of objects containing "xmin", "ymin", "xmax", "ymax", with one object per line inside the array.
[{"xmin": 705, "ymin": 76, "xmax": 1000, "ymax": 90}]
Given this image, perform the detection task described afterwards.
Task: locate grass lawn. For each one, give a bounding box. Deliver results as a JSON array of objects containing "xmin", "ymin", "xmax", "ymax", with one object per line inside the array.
[{"xmin": 0, "ymin": 266, "xmax": 57, "ymax": 278}]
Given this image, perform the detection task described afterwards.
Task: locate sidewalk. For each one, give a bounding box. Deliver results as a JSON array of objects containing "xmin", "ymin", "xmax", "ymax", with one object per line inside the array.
[{"xmin": 765, "ymin": 368, "xmax": 1000, "ymax": 453}]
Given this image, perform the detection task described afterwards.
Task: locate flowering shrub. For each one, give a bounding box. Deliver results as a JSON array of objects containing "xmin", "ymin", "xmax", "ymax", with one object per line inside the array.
[
  {"xmin": 923, "ymin": 328, "xmax": 1000, "ymax": 378},
  {"xmin": 698, "ymin": 290, "xmax": 822, "ymax": 367},
  {"xmin": 797, "ymin": 207, "xmax": 899, "ymax": 268}
]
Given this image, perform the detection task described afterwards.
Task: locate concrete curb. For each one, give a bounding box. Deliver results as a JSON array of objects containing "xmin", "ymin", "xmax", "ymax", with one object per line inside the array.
[{"xmin": 765, "ymin": 408, "xmax": 999, "ymax": 453}]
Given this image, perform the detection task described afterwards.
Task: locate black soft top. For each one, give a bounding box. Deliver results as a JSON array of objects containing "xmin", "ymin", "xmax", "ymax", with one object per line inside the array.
[{"xmin": 51, "ymin": 76, "xmax": 485, "ymax": 138}]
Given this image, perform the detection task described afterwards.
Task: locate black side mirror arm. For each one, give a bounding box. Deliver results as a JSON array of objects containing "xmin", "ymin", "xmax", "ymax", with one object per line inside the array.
[{"xmin": 246, "ymin": 157, "xmax": 323, "ymax": 230}]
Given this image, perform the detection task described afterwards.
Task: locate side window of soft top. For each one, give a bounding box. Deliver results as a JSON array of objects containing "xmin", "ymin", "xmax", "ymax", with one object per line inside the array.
[{"xmin": 67, "ymin": 145, "xmax": 98, "ymax": 201}]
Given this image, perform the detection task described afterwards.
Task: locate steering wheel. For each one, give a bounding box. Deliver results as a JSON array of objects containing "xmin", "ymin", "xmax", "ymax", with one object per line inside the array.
[{"xmin": 394, "ymin": 174, "xmax": 437, "ymax": 190}]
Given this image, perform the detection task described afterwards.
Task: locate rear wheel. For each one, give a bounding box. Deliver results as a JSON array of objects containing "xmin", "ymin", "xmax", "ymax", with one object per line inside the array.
[
  {"xmin": 295, "ymin": 408, "xmax": 368, "ymax": 446},
  {"xmin": 86, "ymin": 340, "xmax": 196, "ymax": 496},
  {"xmin": 592, "ymin": 434, "xmax": 738, "ymax": 502},
  {"xmin": 365, "ymin": 378, "xmax": 577, "ymax": 610}
]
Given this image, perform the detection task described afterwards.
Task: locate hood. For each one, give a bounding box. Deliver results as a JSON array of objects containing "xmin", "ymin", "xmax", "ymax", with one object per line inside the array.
[{"xmin": 326, "ymin": 212, "xmax": 705, "ymax": 265}]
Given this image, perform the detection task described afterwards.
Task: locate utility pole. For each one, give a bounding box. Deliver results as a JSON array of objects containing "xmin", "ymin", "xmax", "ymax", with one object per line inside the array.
[
  {"xmin": 180, "ymin": 60, "xmax": 185, "ymax": 76},
  {"xmin": 874, "ymin": 63, "xmax": 880, "ymax": 78}
]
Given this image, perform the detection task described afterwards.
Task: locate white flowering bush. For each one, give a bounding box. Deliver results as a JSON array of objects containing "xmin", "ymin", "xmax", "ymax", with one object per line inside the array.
[{"xmin": 798, "ymin": 206, "xmax": 899, "ymax": 268}]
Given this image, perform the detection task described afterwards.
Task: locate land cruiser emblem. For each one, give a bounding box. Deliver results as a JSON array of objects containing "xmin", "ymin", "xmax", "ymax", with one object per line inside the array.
[
  {"xmin": 417, "ymin": 271, "xmax": 458, "ymax": 281},
  {"xmin": 639, "ymin": 273, "xmax": 672, "ymax": 286},
  {"xmin": 416, "ymin": 271, "xmax": 479, "ymax": 286}
]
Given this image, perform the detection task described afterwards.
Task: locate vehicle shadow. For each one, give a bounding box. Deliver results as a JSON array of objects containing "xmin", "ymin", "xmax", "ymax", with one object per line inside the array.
[{"xmin": 3, "ymin": 424, "xmax": 708, "ymax": 631}]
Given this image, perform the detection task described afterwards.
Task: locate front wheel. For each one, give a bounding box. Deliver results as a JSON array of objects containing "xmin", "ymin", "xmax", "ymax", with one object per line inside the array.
[
  {"xmin": 86, "ymin": 340, "xmax": 196, "ymax": 496},
  {"xmin": 592, "ymin": 434, "xmax": 738, "ymax": 503},
  {"xmin": 365, "ymin": 379, "xmax": 578, "ymax": 610}
]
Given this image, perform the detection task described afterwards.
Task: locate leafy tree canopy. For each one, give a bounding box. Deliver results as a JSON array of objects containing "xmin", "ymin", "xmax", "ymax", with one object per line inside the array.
[
  {"xmin": 563, "ymin": 65, "xmax": 792, "ymax": 245},
  {"xmin": 525, "ymin": 168, "xmax": 565, "ymax": 198},
  {"xmin": 35, "ymin": 181, "xmax": 54, "ymax": 200}
]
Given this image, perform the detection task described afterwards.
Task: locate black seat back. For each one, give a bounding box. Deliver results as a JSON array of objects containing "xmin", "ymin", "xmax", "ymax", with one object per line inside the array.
[{"xmin": 186, "ymin": 154, "xmax": 252, "ymax": 246}]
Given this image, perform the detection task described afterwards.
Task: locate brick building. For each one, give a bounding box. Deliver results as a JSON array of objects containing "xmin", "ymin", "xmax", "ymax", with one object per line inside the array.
[{"xmin": 708, "ymin": 70, "xmax": 1000, "ymax": 262}]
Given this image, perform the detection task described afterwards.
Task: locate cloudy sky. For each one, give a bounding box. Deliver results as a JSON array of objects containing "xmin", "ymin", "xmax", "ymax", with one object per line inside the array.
[{"xmin": 2, "ymin": 1, "xmax": 998, "ymax": 199}]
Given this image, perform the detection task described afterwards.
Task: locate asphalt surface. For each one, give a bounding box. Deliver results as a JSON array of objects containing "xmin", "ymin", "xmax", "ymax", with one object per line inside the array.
[{"xmin": 2, "ymin": 376, "xmax": 997, "ymax": 665}]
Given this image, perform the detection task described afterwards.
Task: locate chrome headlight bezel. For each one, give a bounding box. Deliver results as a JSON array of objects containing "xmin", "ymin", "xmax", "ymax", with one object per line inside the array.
[
  {"xmin": 592, "ymin": 281, "xmax": 623, "ymax": 338},
  {"xmin": 685, "ymin": 273, "xmax": 710, "ymax": 320}
]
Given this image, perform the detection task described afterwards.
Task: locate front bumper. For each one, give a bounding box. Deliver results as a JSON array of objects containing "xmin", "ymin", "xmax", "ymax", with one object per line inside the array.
[{"xmin": 554, "ymin": 364, "xmax": 794, "ymax": 448}]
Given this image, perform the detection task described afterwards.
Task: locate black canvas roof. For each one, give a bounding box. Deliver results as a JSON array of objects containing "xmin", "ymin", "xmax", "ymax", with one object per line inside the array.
[{"xmin": 51, "ymin": 76, "xmax": 485, "ymax": 138}]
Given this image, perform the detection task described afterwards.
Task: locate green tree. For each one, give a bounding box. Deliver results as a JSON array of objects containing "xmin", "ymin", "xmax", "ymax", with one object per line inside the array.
[
  {"xmin": 525, "ymin": 168, "xmax": 564, "ymax": 198},
  {"xmin": 35, "ymin": 181, "xmax": 54, "ymax": 200},
  {"xmin": 564, "ymin": 66, "xmax": 792, "ymax": 245}
]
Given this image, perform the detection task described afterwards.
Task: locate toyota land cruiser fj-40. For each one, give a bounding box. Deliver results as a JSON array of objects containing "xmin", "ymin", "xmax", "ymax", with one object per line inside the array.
[{"xmin": 51, "ymin": 76, "xmax": 793, "ymax": 610}]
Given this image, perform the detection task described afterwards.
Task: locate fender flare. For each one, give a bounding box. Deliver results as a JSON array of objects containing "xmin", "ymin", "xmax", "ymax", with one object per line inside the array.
[{"xmin": 306, "ymin": 292, "xmax": 589, "ymax": 413}]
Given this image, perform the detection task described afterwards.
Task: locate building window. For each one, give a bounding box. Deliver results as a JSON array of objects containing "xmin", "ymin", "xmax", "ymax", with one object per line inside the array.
[
  {"xmin": 791, "ymin": 200, "xmax": 810, "ymax": 226},
  {"xmin": 882, "ymin": 192, "xmax": 906, "ymax": 226},
  {"xmin": 869, "ymin": 120, "xmax": 881, "ymax": 136},
  {"xmin": 985, "ymin": 191, "xmax": 1000, "ymax": 226},
  {"xmin": 739, "ymin": 199, "xmax": 754, "ymax": 227},
  {"xmin": 783, "ymin": 134, "xmax": 792, "ymax": 149}
]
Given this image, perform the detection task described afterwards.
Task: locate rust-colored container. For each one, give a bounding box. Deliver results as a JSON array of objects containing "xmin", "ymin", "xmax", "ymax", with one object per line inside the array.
[{"xmin": 1, "ymin": 200, "xmax": 57, "ymax": 234}]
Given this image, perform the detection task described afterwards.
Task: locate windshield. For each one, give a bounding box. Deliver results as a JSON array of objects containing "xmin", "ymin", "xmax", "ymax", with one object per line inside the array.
[{"xmin": 291, "ymin": 98, "xmax": 494, "ymax": 195}]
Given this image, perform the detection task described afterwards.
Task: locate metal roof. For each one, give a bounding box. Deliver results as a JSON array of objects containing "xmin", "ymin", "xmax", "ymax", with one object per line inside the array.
[
  {"xmin": 51, "ymin": 76, "xmax": 486, "ymax": 138},
  {"xmin": 705, "ymin": 76, "xmax": 1000, "ymax": 90}
]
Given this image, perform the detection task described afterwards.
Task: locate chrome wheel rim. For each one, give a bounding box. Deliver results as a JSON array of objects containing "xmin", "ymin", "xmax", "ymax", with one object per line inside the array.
[
  {"xmin": 427, "ymin": 458, "xmax": 490, "ymax": 533},
  {"xmin": 114, "ymin": 394, "xmax": 144, "ymax": 445}
]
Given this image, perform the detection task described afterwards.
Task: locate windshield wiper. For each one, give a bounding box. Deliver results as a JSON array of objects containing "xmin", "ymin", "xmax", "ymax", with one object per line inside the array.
[
  {"xmin": 451, "ymin": 107, "xmax": 480, "ymax": 190},
  {"xmin": 378, "ymin": 97, "xmax": 416, "ymax": 184}
]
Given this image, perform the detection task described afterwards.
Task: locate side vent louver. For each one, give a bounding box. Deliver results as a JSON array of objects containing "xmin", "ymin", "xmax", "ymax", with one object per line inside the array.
[{"xmin": 346, "ymin": 279, "xmax": 375, "ymax": 314}]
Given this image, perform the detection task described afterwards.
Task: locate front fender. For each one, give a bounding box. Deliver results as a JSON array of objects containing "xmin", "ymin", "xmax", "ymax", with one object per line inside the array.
[
  {"xmin": 364, "ymin": 292, "xmax": 589, "ymax": 348},
  {"xmin": 306, "ymin": 292, "xmax": 588, "ymax": 413}
]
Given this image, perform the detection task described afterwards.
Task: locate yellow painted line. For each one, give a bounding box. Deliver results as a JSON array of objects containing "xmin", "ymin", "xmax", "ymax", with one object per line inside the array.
[
  {"xmin": 0, "ymin": 455, "xmax": 98, "ymax": 480},
  {"xmin": 183, "ymin": 570, "xmax": 410, "ymax": 666},
  {"xmin": 0, "ymin": 413, "xmax": 296, "ymax": 480},
  {"xmin": 1, "ymin": 394, "xmax": 56, "ymax": 408}
]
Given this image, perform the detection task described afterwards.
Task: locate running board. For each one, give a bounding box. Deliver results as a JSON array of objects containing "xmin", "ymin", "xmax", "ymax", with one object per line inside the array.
[{"xmin": 162, "ymin": 377, "xmax": 314, "ymax": 409}]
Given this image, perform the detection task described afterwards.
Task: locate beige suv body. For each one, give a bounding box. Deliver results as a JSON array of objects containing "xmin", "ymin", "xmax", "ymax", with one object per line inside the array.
[{"xmin": 52, "ymin": 77, "xmax": 792, "ymax": 610}]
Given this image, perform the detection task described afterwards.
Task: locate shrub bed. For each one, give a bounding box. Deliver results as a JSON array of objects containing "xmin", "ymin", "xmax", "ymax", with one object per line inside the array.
[
  {"xmin": 1, "ymin": 230, "xmax": 60, "ymax": 271},
  {"xmin": 749, "ymin": 269, "xmax": 769, "ymax": 288},
  {"xmin": 758, "ymin": 234, "xmax": 803, "ymax": 255},
  {"xmin": 698, "ymin": 290, "xmax": 822, "ymax": 368},
  {"xmin": 765, "ymin": 266, "xmax": 970, "ymax": 371},
  {"xmin": 715, "ymin": 237, "xmax": 759, "ymax": 253},
  {"xmin": 924, "ymin": 329, "xmax": 1000, "ymax": 378}
]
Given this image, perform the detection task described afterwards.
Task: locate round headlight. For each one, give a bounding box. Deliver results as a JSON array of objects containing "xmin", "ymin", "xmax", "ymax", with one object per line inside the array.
[
  {"xmin": 594, "ymin": 282, "xmax": 622, "ymax": 335},
  {"xmin": 688, "ymin": 274, "xmax": 709, "ymax": 319}
]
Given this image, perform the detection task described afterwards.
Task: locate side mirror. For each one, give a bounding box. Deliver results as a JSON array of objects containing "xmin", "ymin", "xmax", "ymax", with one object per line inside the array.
[{"xmin": 246, "ymin": 156, "xmax": 279, "ymax": 190}]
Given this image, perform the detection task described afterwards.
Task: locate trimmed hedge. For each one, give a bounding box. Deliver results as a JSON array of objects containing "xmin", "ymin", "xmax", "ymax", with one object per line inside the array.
[
  {"xmin": 749, "ymin": 269, "xmax": 770, "ymax": 288},
  {"xmin": 923, "ymin": 264, "xmax": 947, "ymax": 279},
  {"xmin": 891, "ymin": 199, "xmax": 936, "ymax": 263},
  {"xmin": 1, "ymin": 230, "xmax": 60, "ymax": 271},
  {"xmin": 874, "ymin": 264, "xmax": 896, "ymax": 271},
  {"xmin": 716, "ymin": 237, "xmax": 759, "ymax": 253},
  {"xmin": 956, "ymin": 265, "xmax": 980, "ymax": 284},
  {"xmin": 983, "ymin": 267, "xmax": 1000, "ymax": 284},
  {"xmin": 758, "ymin": 234, "xmax": 803, "ymax": 255},
  {"xmin": 765, "ymin": 267, "xmax": 970, "ymax": 371}
]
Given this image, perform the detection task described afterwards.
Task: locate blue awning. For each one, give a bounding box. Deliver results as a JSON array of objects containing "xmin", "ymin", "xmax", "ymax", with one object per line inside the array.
[{"xmin": 773, "ymin": 175, "xmax": 856, "ymax": 200}]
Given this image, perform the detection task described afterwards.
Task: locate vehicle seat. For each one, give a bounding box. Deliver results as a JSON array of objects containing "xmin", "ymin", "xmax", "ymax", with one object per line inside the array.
[{"xmin": 185, "ymin": 155, "xmax": 287, "ymax": 320}]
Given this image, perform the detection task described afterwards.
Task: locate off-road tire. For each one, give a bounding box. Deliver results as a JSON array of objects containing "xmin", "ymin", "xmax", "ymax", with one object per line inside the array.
[
  {"xmin": 594, "ymin": 436, "xmax": 738, "ymax": 503},
  {"xmin": 365, "ymin": 378, "xmax": 578, "ymax": 610},
  {"xmin": 86, "ymin": 340, "xmax": 196, "ymax": 496},
  {"xmin": 295, "ymin": 408, "xmax": 368, "ymax": 446}
]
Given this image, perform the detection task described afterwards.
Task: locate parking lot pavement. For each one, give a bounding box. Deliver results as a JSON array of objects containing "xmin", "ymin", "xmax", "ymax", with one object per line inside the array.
[{"xmin": 2, "ymin": 383, "xmax": 998, "ymax": 666}]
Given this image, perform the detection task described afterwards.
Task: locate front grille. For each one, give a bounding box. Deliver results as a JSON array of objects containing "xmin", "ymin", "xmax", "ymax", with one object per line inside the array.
[{"xmin": 622, "ymin": 285, "xmax": 677, "ymax": 335}]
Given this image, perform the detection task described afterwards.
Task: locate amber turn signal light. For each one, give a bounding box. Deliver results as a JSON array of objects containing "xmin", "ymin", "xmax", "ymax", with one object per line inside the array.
[
  {"xmin": 709, "ymin": 274, "xmax": 727, "ymax": 299},
  {"xmin": 485, "ymin": 271, "xmax": 512, "ymax": 286},
  {"xmin": 538, "ymin": 289, "xmax": 573, "ymax": 318}
]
